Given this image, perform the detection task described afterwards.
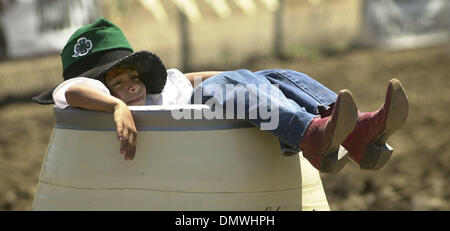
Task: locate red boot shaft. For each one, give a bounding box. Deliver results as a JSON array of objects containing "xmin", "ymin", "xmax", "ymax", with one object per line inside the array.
[
  {"xmin": 301, "ymin": 90, "xmax": 357, "ymax": 173},
  {"xmin": 342, "ymin": 79, "xmax": 409, "ymax": 170}
]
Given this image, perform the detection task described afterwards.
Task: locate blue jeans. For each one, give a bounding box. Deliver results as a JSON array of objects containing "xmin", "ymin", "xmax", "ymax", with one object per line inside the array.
[{"xmin": 190, "ymin": 69, "xmax": 338, "ymax": 155}]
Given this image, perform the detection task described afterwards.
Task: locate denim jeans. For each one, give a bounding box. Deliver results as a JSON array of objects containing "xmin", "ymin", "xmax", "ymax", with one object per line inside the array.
[{"xmin": 191, "ymin": 69, "xmax": 338, "ymax": 155}]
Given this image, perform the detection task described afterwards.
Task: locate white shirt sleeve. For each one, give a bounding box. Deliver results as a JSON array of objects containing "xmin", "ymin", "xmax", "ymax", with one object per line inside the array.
[
  {"xmin": 52, "ymin": 77, "xmax": 110, "ymax": 109},
  {"xmin": 149, "ymin": 68, "xmax": 193, "ymax": 105},
  {"xmin": 166, "ymin": 68, "xmax": 193, "ymax": 104}
]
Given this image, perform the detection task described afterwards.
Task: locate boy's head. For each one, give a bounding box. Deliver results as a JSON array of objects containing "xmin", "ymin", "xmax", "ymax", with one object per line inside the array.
[
  {"xmin": 104, "ymin": 68, "xmax": 147, "ymax": 106},
  {"xmin": 33, "ymin": 18, "xmax": 166, "ymax": 105}
]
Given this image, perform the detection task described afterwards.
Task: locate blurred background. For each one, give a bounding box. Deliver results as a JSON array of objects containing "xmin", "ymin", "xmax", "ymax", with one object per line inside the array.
[{"xmin": 0, "ymin": 0, "xmax": 448, "ymax": 210}]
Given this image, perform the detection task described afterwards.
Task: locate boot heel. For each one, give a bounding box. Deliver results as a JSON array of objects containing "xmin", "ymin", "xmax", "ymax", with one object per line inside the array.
[
  {"xmin": 320, "ymin": 146, "xmax": 349, "ymax": 173},
  {"xmin": 360, "ymin": 143, "xmax": 394, "ymax": 170}
]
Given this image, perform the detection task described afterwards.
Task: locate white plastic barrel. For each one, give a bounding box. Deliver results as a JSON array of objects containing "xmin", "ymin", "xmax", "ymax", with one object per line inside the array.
[{"xmin": 32, "ymin": 105, "xmax": 329, "ymax": 211}]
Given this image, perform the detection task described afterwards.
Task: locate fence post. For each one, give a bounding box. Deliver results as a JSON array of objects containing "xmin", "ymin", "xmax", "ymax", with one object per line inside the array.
[
  {"xmin": 0, "ymin": 1, "xmax": 6, "ymax": 60},
  {"xmin": 273, "ymin": 0, "xmax": 285, "ymax": 59},
  {"xmin": 177, "ymin": 8, "xmax": 192, "ymax": 72}
]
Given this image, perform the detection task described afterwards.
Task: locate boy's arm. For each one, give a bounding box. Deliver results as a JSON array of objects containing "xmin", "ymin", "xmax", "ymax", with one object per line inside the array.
[
  {"xmin": 65, "ymin": 85, "xmax": 137, "ymax": 160},
  {"xmin": 184, "ymin": 71, "xmax": 223, "ymax": 88}
]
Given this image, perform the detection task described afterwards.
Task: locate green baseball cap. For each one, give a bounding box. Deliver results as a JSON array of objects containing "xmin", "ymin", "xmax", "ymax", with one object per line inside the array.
[{"xmin": 33, "ymin": 17, "xmax": 167, "ymax": 104}]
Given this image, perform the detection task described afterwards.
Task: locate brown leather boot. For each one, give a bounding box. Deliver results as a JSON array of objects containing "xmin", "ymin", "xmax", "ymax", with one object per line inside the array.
[
  {"xmin": 341, "ymin": 79, "xmax": 409, "ymax": 170},
  {"xmin": 300, "ymin": 90, "xmax": 358, "ymax": 173}
]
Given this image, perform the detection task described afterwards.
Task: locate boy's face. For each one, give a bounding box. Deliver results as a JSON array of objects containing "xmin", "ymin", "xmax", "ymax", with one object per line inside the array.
[{"xmin": 105, "ymin": 68, "xmax": 147, "ymax": 106}]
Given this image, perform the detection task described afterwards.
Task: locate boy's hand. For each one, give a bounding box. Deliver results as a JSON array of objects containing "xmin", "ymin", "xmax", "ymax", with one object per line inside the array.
[
  {"xmin": 65, "ymin": 85, "xmax": 138, "ymax": 160},
  {"xmin": 113, "ymin": 101, "xmax": 137, "ymax": 160}
]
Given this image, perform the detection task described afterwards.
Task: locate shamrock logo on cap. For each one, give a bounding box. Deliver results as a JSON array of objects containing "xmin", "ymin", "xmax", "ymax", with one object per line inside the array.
[{"xmin": 72, "ymin": 37, "xmax": 93, "ymax": 58}]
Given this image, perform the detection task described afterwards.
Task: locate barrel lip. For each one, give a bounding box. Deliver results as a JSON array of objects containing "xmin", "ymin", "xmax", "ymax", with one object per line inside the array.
[{"xmin": 53, "ymin": 105, "xmax": 254, "ymax": 131}]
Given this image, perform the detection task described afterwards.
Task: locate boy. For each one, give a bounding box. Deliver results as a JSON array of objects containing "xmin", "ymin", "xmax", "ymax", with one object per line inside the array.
[{"xmin": 33, "ymin": 18, "xmax": 409, "ymax": 173}]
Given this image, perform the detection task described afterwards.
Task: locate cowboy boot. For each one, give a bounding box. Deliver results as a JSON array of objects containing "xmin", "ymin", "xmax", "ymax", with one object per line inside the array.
[
  {"xmin": 341, "ymin": 78, "xmax": 409, "ymax": 170},
  {"xmin": 300, "ymin": 89, "xmax": 358, "ymax": 174}
]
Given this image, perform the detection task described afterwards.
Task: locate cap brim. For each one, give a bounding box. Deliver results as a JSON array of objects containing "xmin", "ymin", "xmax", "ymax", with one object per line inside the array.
[
  {"xmin": 32, "ymin": 87, "xmax": 57, "ymax": 105},
  {"xmin": 32, "ymin": 51, "xmax": 167, "ymax": 105}
]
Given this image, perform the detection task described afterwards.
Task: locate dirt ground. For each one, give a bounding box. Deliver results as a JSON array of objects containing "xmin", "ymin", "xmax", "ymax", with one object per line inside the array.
[{"xmin": 0, "ymin": 43, "xmax": 448, "ymax": 211}]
